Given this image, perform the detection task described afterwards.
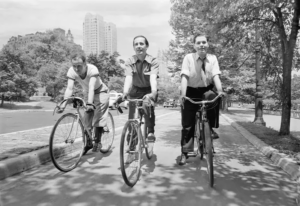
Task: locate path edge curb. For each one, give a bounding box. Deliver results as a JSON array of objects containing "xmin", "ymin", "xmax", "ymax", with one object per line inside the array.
[
  {"xmin": 0, "ymin": 147, "xmax": 50, "ymax": 180},
  {"xmin": 221, "ymin": 113, "xmax": 300, "ymax": 205},
  {"xmin": 0, "ymin": 110, "xmax": 178, "ymax": 181}
]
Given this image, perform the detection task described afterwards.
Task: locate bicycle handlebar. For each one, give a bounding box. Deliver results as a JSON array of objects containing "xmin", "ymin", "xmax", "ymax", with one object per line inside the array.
[
  {"xmin": 53, "ymin": 96, "xmax": 87, "ymax": 115},
  {"xmin": 183, "ymin": 93, "xmax": 224, "ymax": 105}
]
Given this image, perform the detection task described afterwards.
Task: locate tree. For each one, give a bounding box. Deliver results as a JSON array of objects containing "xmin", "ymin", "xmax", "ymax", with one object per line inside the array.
[
  {"xmin": 168, "ymin": 0, "xmax": 300, "ymax": 135},
  {"xmin": 108, "ymin": 76, "xmax": 125, "ymax": 92},
  {"xmin": 0, "ymin": 29, "xmax": 83, "ymax": 103},
  {"xmin": 87, "ymin": 51, "xmax": 125, "ymax": 84}
]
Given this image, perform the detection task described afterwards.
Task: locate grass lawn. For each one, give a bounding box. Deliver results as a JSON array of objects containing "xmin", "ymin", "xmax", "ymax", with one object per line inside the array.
[{"xmin": 237, "ymin": 121, "xmax": 300, "ymax": 161}]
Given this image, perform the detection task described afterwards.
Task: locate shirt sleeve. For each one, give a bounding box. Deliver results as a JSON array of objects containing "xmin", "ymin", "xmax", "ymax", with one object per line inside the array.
[
  {"xmin": 89, "ymin": 65, "xmax": 100, "ymax": 78},
  {"xmin": 211, "ymin": 55, "xmax": 221, "ymax": 77},
  {"xmin": 150, "ymin": 58, "xmax": 159, "ymax": 75},
  {"xmin": 180, "ymin": 55, "xmax": 190, "ymax": 77},
  {"xmin": 124, "ymin": 59, "xmax": 134, "ymax": 76},
  {"xmin": 67, "ymin": 67, "xmax": 76, "ymax": 80}
]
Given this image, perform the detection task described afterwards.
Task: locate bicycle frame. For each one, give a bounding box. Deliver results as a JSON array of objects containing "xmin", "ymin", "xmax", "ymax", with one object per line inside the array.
[
  {"xmin": 127, "ymin": 99, "xmax": 147, "ymax": 151},
  {"xmin": 56, "ymin": 97, "xmax": 92, "ymax": 139},
  {"xmin": 183, "ymin": 94, "xmax": 223, "ymax": 156}
]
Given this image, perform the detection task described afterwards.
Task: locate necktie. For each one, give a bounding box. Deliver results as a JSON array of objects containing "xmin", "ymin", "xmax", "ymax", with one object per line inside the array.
[
  {"xmin": 201, "ymin": 58, "xmax": 206, "ymax": 73},
  {"xmin": 199, "ymin": 57, "xmax": 207, "ymax": 87}
]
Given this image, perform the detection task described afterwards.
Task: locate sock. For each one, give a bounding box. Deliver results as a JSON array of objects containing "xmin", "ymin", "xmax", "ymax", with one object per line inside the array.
[{"xmin": 94, "ymin": 127, "xmax": 103, "ymax": 143}]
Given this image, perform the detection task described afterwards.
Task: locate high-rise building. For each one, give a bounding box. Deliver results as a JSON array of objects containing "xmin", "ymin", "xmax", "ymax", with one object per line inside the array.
[
  {"xmin": 83, "ymin": 13, "xmax": 117, "ymax": 55},
  {"xmin": 105, "ymin": 22, "xmax": 117, "ymax": 54},
  {"xmin": 83, "ymin": 13, "xmax": 105, "ymax": 56}
]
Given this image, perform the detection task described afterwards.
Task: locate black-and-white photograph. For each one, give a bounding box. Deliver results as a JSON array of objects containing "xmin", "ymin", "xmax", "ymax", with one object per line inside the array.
[{"xmin": 0, "ymin": 0, "xmax": 300, "ymax": 205}]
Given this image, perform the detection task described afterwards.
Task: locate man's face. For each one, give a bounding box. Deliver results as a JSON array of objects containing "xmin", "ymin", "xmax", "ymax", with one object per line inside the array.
[
  {"xmin": 194, "ymin": 36, "xmax": 209, "ymax": 56},
  {"xmin": 71, "ymin": 57, "xmax": 86, "ymax": 76},
  {"xmin": 133, "ymin": 37, "xmax": 148, "ymax": 56}
]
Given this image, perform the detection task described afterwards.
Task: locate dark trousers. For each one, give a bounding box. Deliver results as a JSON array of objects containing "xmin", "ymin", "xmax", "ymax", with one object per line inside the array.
[
  {"xmin": 128, "ymin": 86, "xmax": 156, "ymax": 134},
  {"xmin": 181, "ymin": 86, "xmax": 220, "ymax": 153}
]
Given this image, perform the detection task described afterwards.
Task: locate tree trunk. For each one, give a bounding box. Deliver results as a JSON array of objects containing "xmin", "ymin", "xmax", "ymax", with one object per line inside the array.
[
  {"xmin": 279, "ymin": 53, "xmax": 292, "ymax": 135},
  {"xmin": 277, "ymin": 0, "xmax": 299, "ymax": 135}
]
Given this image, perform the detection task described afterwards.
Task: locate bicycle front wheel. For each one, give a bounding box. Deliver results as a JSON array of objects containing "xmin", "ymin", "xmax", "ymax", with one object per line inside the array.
[
  {"xmin": 100, "ymin": 112, "xmax": 115, "ymax": 153},
  {"xmin": 120, "ymin": 121, "xmax": 142, "ymax": 187},
  {"xmin": 143, "ymin": 116, "xmax": 154, "ymax": 159},
  {"xmin": 49, "ymin": 113, "xmax": 85, "ymax": 172},
  {"xmin": 203, "ymin": 121, "xmax": 214, "ymax": 187}
]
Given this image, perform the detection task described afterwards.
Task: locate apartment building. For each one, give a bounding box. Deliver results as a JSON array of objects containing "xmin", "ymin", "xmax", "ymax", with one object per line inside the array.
[
  {"xmin": 83, "ymin": 13, "xmax": 117, "ymax": 55},
  {"xmin": 104, "ymin": 22, "xmax": 117, "ymax": 54}
]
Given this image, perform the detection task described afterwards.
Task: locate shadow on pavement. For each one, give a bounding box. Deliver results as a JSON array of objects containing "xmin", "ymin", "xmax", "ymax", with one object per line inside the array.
[{"xmin": 0, "ymin": 123, "xmax": 297, "ymax": 206}]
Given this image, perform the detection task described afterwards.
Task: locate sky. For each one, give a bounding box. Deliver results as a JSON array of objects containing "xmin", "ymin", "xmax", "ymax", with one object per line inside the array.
[{"xmin": 0, "ymin": 0, "xmax": 174, "ymax": 60}]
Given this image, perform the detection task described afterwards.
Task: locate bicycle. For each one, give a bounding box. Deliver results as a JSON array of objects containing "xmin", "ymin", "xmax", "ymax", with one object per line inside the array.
[
  {"xmin": 183, "ymin": 93, "xmax": 223, "ymax": 187},
  {"xmin": 49, "ymin": 96, "xmax": 115, "ymax": 172},
  {"xmin": 116, "ymin": 97, "xmax": 155, "ymax": 187}
]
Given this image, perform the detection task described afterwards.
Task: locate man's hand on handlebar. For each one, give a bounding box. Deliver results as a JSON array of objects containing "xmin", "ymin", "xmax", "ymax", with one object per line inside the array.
[
  {"xmin": 56, "ymin": 98, "xmax": 73, "ymax": 114},
  {"xmin": 217, "ymin": 91, "xmax": 227, "ymax": 97},
  {"xmin": 86, "ymin": 103, "xmax": 95, "ymax": 113}
]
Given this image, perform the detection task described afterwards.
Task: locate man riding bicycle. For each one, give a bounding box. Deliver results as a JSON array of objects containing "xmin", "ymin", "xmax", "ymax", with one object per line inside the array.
[
  {"xmin": 179, "ymin": 33, "xmax": 225, "ymax": 165},
  {"xmin": 122, "ymin": 35, "xmax": 159, "ymax": 143},
  {"xmin": 59, "ymin": 52, "xmax": 110, "ymax": 155}
]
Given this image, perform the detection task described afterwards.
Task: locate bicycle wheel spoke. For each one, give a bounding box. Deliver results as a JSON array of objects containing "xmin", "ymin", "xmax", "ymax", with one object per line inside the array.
[
  {"xmin": 49, "ymin": 113, "xmax": 85, "ymax": 172},
  {"xmin": 120, "ymin": 122, "xmax": 141, "ymax": 187},
  {"xmin": 100, "ymin": 112, "xmax": 115, "ymax": 153},
  {"xmin": 143, "ymin": 116, "xmax": 154, "ymax": 159},
  {"xmin": 204, "ymin": 121, "xmax": 214, "ymax": 187}
]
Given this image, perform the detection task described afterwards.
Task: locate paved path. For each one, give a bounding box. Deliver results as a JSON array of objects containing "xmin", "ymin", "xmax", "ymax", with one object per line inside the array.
[{"xmin": 0, "ymin": 110, "xmax": 298, "ymax": 206}]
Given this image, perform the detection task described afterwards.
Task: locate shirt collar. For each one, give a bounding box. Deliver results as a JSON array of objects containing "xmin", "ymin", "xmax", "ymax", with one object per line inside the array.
[
  {"xmin": 132, "ymin": 54, "xmax": 152, "ymax": 64},
  {"xmin": 195, "ymin": 52, "xmax": 209, "ymax": 62}
]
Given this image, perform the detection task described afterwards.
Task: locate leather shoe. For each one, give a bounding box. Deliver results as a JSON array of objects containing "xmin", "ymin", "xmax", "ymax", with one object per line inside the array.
[
  {"xmin": 178, "ymin": 153, "xmax": 187, "ymax": 165},
  {"xmin": 211, "ymin": 129, "xmax": 219, "ymax": 139},
  {"xmin": 147, "ymin": 133, "xmax": 156, "ymax": 142}
]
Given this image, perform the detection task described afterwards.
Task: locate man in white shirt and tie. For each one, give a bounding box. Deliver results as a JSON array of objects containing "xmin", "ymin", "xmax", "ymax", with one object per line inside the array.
[{"xmin": 179, "ymin": 33, "xmax": 225, "ymax": 165}]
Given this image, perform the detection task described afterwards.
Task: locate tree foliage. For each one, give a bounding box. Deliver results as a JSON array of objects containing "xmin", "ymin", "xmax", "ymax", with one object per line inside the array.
[
  {"xmin": 87, "ymin": 51, "xmax": 125, "ymax": 85},
  {"xmin": 168, "ymin": 0, "xmax": 300, "ymax": 135},
  {"xmin": 0, "ymin": 29, "xmax": 83, "ymax": 105}
]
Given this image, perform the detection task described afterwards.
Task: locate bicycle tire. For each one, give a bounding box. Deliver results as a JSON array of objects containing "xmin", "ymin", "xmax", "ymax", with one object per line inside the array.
[
  {"xmin": 203, "ymin": 121, "xmax": 214, "ymax": 187},
  {"xmin": 100, "ymin": 112, "xmax": 115, "ymax": 153},
  {"xmin": 49, "ymin": 113, "xmax": 85, "ymax": 172},
  {"xmin": 143, "ymin": 116, "xmax": 154, "ymax": 159},
  {"xmin": 120, "ymin": 121, "xmax": 142, "ymax": 187}
]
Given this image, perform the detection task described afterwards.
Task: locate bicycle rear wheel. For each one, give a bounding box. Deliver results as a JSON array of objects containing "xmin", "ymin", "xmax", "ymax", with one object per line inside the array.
[
  {"xmin": 120, "ymin": 121, "xmax": 142, "ymax": 187},
  {"xmin": 49, "ymin": 113, "xmax": 85, "ymax": 172},
  {"xmin": 203, "ymin": 121, "xmax": 214, "ymax": 187},
  {"xmin": 143, "ymin": 116, "xmax": 154, "ymax": 159},
  {"xmin": 100, "ymin": 112, "xmax": 115, "ymax": 153}
]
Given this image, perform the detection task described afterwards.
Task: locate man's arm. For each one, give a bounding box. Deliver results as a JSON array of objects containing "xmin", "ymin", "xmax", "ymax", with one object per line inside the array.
[
  {"xmin": 123, "ymin": 75, "xmax": 133, "ymax": 97},
  {"xmin": 88, "ymin": 76, "xmax": 97, "ymax": 104},
  {"xmin": 64, "ymin": 78, "xmax": 75, "ymax": 99},
  {"xmin": 213, "ymin": 75, "xmax": 223, "ymax": 94},
  {"xmin": 181, "ymin": 74, "xmax": 188, "ymax": 97},
  {"xmin": 150, "ymin": 74, "xmax": 157, "ymax": 92},
  {"xmin": 149, "ymin": 74, "xmax": 158, "ymax": 102}
]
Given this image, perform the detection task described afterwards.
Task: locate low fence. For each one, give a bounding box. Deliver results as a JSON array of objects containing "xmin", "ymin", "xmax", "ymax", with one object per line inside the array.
[{"xmin": 264, "ymin": 109, "xmax": 300, "ymax": 119}]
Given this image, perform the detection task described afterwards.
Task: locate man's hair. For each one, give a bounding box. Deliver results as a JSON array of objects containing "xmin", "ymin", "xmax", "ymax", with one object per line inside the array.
[
  {"xmin": 133, "ymin": 35, "xmax": 149, "ymax": 47},
  {"xmin": 70, "ymin": 52, "xmax": 86, "ymax": 63},
  {"xmin": 193, "ymin": 33, "xmax": 210, "ymax": 43}
]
